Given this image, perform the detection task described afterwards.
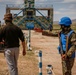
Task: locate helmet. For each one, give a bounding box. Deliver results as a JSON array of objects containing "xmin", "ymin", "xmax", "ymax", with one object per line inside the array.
[
  {"xmin": 59, "ymin": 17, "xmax": 72, "ymax": 26},
  {"xmin": 3, "ymin": 13, "xmax": 12, "ymax": 21}
]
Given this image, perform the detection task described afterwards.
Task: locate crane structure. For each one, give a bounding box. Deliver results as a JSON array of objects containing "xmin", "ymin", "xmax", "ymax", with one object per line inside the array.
[{"xmin": 6, "ymin": 0, "xmax": 53, "ymax": 30}]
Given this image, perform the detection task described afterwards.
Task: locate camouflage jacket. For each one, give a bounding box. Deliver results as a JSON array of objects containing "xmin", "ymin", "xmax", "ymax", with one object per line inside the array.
[
  {"xmin": 67, "ymin": 31, "xmax": 76, "ymax": 58},
  {"xmin": 58, "ymin": 29, "xmax": 76, "ymax": 58}
]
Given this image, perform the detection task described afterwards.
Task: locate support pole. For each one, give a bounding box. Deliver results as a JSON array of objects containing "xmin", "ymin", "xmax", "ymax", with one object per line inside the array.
[
  {"xmin": 38, "ymin": 50, "xmax": 42, "ymax": 75},
  {"xmin": 27, "ymin": 29, "xmax": 32, "ymax": 51}
]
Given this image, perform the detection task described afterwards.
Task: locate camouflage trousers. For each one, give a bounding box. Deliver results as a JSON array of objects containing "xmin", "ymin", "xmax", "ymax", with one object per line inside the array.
[{"xmin": 62, "ymin": 58, "xmax": 75, "ymax": 75}]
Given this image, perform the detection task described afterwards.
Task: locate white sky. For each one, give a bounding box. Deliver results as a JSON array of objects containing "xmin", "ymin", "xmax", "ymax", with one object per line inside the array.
[{"xmin": 0, "ymin": 0, "xmax": 76, "ymax": 23}]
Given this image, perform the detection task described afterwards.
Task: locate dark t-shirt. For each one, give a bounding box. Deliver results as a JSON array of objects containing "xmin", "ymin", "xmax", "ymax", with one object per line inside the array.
[{"xmin": 0, "ymin": 22, "xmax": 25, "ymax": 48}]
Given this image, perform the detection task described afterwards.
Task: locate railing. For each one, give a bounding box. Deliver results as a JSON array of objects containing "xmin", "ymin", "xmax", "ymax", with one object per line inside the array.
[
  {"xmin": 35, "ymin": 8, "xmax": 49, "ymax": 21},
  {"xmin": 13, "ymin": 15, "xmax": 26, "ymax": 25},
  {"xmin": 35, "ymin": 17, "xmax": 49, "ymax": 29},
  {"xmin": 33, "ymin": 17, "xmax": 47, "ymax": 30},
  {"xmin": 34, "ymin": 18, "xmax": 48, "ymax": 30},
  {"xmin": 13, "ymin": 9, "xmax": 24, "ymax": 18}
]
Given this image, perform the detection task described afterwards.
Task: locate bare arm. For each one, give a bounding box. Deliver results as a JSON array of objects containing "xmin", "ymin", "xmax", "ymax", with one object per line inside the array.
[{"xmin": 22, "ymin": 41, "xmax": 26, "ymax": 56}]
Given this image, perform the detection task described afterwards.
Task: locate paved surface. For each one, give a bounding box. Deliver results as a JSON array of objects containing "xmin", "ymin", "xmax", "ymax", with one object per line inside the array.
[{"xmin": 23, "ymin": 30, "xmax": 76, "ymax": 75}]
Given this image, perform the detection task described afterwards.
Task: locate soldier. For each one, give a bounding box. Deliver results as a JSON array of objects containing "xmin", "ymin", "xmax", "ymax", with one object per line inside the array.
[
  {"xmin": 0, "ymin": 13, "xmax": 26, "ymax": 75},
  {"xmin": 57, "ymin": 17, "xmax": 76, "ymax": 75}
]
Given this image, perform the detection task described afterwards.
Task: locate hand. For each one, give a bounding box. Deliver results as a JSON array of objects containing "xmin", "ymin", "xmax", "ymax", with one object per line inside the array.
[
  {"xmin": 22, "ymin": 49, "xmax": 26, "ymax": 56},
  {"xmin": 61, "ymin": 54, "xmax": 66, "ymax": 60},
  {"xmin": 0, "ymin": 42, "xmax": 4, "ymax": 44}
]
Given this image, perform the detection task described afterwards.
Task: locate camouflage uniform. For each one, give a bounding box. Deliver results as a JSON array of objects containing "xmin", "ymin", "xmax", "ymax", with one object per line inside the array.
[
  {"xmin": 60, "ymin": 31, "xmax": 76, "ymax": 75},
  {"xmin": 58, "ymin": 17, "xmax": 76, "ymax": 75}
]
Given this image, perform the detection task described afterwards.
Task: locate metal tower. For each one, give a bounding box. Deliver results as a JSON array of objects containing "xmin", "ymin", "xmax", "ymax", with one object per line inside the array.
[{"xmin": 6, "ymin": 0, "xmax": 53, "ymax": 30}]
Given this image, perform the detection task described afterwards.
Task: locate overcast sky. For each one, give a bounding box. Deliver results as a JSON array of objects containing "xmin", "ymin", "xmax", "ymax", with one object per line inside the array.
[{"xmin": 0, "ymin": 0, "xmax": 76, "ymax": 23}]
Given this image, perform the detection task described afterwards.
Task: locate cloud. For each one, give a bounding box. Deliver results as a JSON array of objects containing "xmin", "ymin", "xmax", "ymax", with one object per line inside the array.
[
  {"xmin": 54, "ymin": 11, "xmax": 61, "ymax": 14},
  {"xmin": 35, "ymin": 0, "xmax": 63, "ymax": 3},
  {"xmin": 55, "ymin": 7, "xmax": 76, "ymax": 19},
  {"xmin": 69, "ymin": 4, "xmax": 76, "ymax": 9},
  {"xmin": 0, "ymin": 0, "xmax": 9, "ymax": 2},
  {"xmin": 0, "ymin": 0, "xmax": 76, "ymax": 4},
  {"xmin": 0, "ymin": 0, "xmax": 12, "ymax": 2},
  {"xmin": 59, "ymin": 4, "xmax": 76, "ymax": 11},
  {"xmin": 0, "ymin": 0, "xmax": 24, "ymax": 4},
  {"xmin": 62, "ymin": 0, "xmax": 76, "ymax": 3},
  {"xmin": 56, "ymin": 10, "xmax": 76, "ymax": 15},
  {"xmin": 15, "ymin": 0, "xmax": 24, "ymax": 4}
]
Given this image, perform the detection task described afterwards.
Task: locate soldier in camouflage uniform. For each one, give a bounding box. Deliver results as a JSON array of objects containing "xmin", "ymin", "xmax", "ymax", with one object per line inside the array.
[{"xmin": 57, "ymin": 17, "xmax": 76, "ymax": 75}]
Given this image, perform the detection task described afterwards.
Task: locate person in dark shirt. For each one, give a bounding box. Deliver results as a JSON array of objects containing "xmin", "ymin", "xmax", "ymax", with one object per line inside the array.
[{"xmin": 0, "ymin": 13, "xmax": 26, "ymax": 75}]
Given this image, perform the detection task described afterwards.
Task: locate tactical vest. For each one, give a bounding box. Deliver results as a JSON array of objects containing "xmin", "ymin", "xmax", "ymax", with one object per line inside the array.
[{"xmin": 59, "ymin": 30, "xmax": 75, "ymax": 58}]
